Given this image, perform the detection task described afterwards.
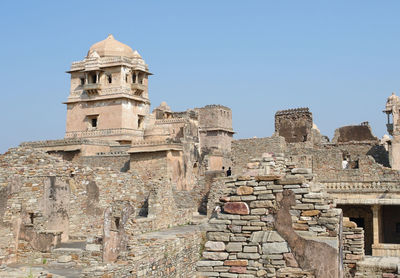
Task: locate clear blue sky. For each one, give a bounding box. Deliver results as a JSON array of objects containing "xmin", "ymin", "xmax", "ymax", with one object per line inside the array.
[{"xmin": 1, "ymin": 1, "xmax": 399, "ymax": 153}]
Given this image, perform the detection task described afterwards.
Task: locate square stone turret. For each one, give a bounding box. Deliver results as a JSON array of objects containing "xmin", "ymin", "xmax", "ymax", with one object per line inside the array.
[{"xmin": 64, "ymin": 34, "xmax": 152, "ymax": 144}]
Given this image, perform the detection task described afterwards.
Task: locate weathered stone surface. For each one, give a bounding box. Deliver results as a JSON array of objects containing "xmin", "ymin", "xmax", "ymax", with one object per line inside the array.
[
  {"xmin": 250, "ymin": 231, "xmax": 284, "ymax": 243},
  {"xmin": 293, "ymin": 223, "xmax": 309, "ymax": 231},
  {"xmin": 301, "ymin": 210, "xmax": 320, "ymax": 217},
  {"xmin": 57, "ymin": 255, "xmax": 72, "ymax": 263},
  {"xmin": 226, "ymin": 242, "xmax": 243, "ymax": 252},
  {"xmin": 237, "ymin": 186, "xmax": 254, "ymax": 195},
  {"xmin": 203, "ymin": 252, "xmax": 229, "ymax": 260},
  {"xmin": 291, "ymin": 168, "xmax": 312, "ymax": 174},
  {"xmin": 249, "ymin": 200, "xmax": 273, "ymax": 208},
  {"xmin": 205, "ymin": 241, "xmax": 226, "ymax": 251},
  {"xmin": 275, "ymin": 176, "xmax": 305, "ymax": 185},
  {"xmin": 224, "ymin": 260, "xmax": 248, "ymax": 266},
  {"xmin": 283, "ymin": 252, "xmax": 298, "ymax": 267},
  {"xmin": 208, "ymin": 232, "xmax": 230, "ymax": 242},
  {"xmin": 224, "ymin": 202, "xmax": 250, "ymax": 215},
  {"xmin": 255, "ymin": 175, "xmax": 281, "ymax": 181},
  {"xmin": 229, "ymin": 266, "xmax": 247, "ymax": 273},
  {"xmin": 262, "ymin": 242, "xmax": 289, "ymax": 254},
  {"xmin": 197, "ymin": 260, "xmax": 224, "ymax": 267}
]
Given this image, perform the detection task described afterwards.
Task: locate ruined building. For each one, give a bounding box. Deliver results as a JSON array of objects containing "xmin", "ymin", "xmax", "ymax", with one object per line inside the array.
[{"xmin": 2, "ymin": 35, "xmax": 400, "ymax": 278}]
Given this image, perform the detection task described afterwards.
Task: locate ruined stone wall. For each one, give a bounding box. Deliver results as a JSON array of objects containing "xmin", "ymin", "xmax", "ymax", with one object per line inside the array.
[
  {"xmin": 285, "ymin": 143, "xmax": 397, "ymax": 185},
  {"xmin": 275, "ymin": 108, "xmax": 313, "ymax": 143},
  {"xmin": 0, "ymin": 147, "xmax": 200, "ymax": 266},
  {"xmin": 196, "ymin": 149, "xmax": 352, "ymax": 278},
  {"xmin": 342, "ymin": 218, "xmax": 364, "ymax": 276},
  {"xmin": 197, "ymin": 172, "xmax": 343, "ymax": 278},
  {"xmin": 80, "ymin": 226, "xmax": 203, "ymax": 278},
  {"xmin": 77, "ymin": 154, "xmax": 130, "ymax": 172},
  {"xmin": 232, "ymin": 136, "xmax": 287, "ymax": 175}
]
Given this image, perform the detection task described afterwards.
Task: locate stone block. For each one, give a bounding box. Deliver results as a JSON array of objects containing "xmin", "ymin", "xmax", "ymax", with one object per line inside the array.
[
  {"xmin": 224, "ymin": 202, "xmax": 250, "ymax": 215},
  {"xmin": 205, "ymin": 241, "xmax": 226, "ymax": 251},
  {"xmin": 58, "ymin": 255, "xmax": 72, "ymax": 263},
  {"xmin": 237, "ymin": 186, "xmax": 254, "ymax": 195},
  {"xmin": 262, "ymin": 242, "xmax": 289, "ymax": 254},
  {"xmin": 241, "ymin": 195, "xmax": 257, "ymax": 201},
  {"xmin": 275, "ymin": 176, "xmax": 305, "ymax": 185},
  {"xmin": 251, "ymin": 208, "xmax": 267, "ymax": 215},
  {"xmin": 250, "ymin": 200, "xmax": 273, "ymax": 208},
  {"xmin": 227, "ymin": 242, "xmax": 243, "ymax": 252},
  {"xmin": 220, "ymin": 273, "xmax": 239, "ymax": 278},
  {"xmin": 257, "ymin": 194, "xmax": 275, "ymax": 200},
  {"xmin": 203, "ymin": 252, "xmax": 229, "ymax": 260},
  {"xmin": 224, "ymin": 260, "xmax": 248, "ymax": 266},
  {"xmin": 237, "ymin": 252, "xmax": 261, "ymax": 259},
  {"xmin": 230, "ymin": 266, "xmax": 247, "ymax": 274},
  {"xmin": 291, "ymin": 168, "xmax": 312, "ymax": 174},
  {"xmin": 255, "ymin": 175, "xmax": 281, "ymax": 181},
  {"xmin": 250, "ymin": 231, "xmax": 284, "ymax": 243},
  {"xmin": 208, "ymin": 232, "xmax": 230, "ymax": 241},
  {"xmin": 293, "ymin": 223, "xmax": 309, "ymax": 231},
  {"xmin": 243, "ymin": 246, "xmax": 258, "ymax": 253},
  {"xmin": 197, "ymin": 260, "xmax": 224, "ymax": 267}
]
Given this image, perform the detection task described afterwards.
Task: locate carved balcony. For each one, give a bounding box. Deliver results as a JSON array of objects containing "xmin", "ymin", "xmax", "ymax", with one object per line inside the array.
[
  {"xmin": 131, "ymin": 83, "xmax": 146, "ymax": 96},
  {"xmin": 83, "ymin": 83, "xmax": 102, "ymax": 95}
]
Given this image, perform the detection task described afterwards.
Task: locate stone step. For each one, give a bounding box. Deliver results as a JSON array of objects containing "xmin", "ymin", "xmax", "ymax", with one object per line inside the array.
[
  {"xmin": 56, "ymin": 240, "xmax": 86, "ymax": 250},
  {"xmin": 52, "ymin": 248, "xmax": 84, "ymax": 254}
]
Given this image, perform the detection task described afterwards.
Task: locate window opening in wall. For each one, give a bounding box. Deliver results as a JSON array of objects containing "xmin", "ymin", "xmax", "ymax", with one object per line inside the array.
[
  {"xmin": 107, "ymin": 74, "xmax": 112, "ymax": 84},
  {"xmin": 138, "ymin": 115, "xmax": 145, "ymax": 129},
  {"xmin": 29, "ymin": 213, "xmax": 34, "ymax": 224},
  {"xmin": 125, "ymin": 74, "xmax": 128, "ymax": 82},
  {"xmin": 134, "ymin": 91, "xmax": 143, "ymax": 97},
  {"xmin": 90, "ymin": 73, "xmax": 97, "ymax": 84},
  {"xmin": 114, "ymin": 217, "xmax": 120, "ymax": 230},
  {"xmin": 132, "ymin": 74, "xmax": 136, "ymax": 83},
  {"xmin": 91, "ymin": 118, "xmax": 97, "ymax": 128},
  {"xmin": 138, "ymin": 74, "xmax": 143, "ymax": 84},
  {"xmin": 80, "ymin": 77, "xmax": 85, "ymax": 85},
  {"xmin": 87, "ymin": 115, "xmax": 99, "ymax": 129}
]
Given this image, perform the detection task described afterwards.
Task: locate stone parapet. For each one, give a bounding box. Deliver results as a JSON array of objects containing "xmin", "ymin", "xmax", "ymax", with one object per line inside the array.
[{"xmin": 65, "ymin": 128, "xmax": 143, "ymax": 139}]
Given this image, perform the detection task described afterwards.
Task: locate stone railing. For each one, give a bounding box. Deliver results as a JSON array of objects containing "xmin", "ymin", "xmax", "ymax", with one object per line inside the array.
[
  {"xmin": 70, "ymin": 56, "xmax": 149, "ymax": 72},
  {"xmin": 323, "ymin": 180, "xmax": 400, "ymax": 193},
  {"xmin": 372, "ymin": 243, "xmax": 400, "ymax": 256},
  {"xmin": 155, "ymin": 118, "xmax": 187, "ymax": 124},
  {"xmin": 65, "ymin": 128, "xmax": 143, "ymax": 139},
  {"xmin": 20, "ymin": 138, "xmax": 115, "ymax": 147}
]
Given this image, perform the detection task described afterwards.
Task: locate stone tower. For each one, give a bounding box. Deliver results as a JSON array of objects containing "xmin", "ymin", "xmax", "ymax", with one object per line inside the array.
[
  {"xmin": 384, "ymin": 92, "xmax": 400, "ymax": 170},
  {"xmin": 64, "ymin": 34, "xmax": 152, "ymax": 144}
]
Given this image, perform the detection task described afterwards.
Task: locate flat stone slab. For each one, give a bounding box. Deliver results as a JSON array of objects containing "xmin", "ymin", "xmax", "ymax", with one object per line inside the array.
[{"xmin": 256, "ymin": 175, "xmax": 282, "ymax": 181}]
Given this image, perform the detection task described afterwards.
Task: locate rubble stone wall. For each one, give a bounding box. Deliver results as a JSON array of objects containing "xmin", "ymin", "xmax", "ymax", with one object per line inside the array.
[{"xmin": 197, "ymin": 150, "xmax": 351, "ymax": 278}]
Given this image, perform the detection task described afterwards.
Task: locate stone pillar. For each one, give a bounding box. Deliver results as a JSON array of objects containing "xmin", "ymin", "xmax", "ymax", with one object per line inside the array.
[
  {"xmin": 371, "ymin": 205, "xmax": 381, "ymax": 245},
  {"xmin": 96, "ymin": 72, "xmax": 99, "ymax": 83},
  {"xmin": 391, "ymin": 137, "xmax": 400, "ymax": 170}
]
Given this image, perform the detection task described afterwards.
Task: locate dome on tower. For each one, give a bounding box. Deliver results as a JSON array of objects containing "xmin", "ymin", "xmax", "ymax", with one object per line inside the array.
[{"xmin": 87, "ymin": 34, "xmax": 137, "ymax": 58}]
